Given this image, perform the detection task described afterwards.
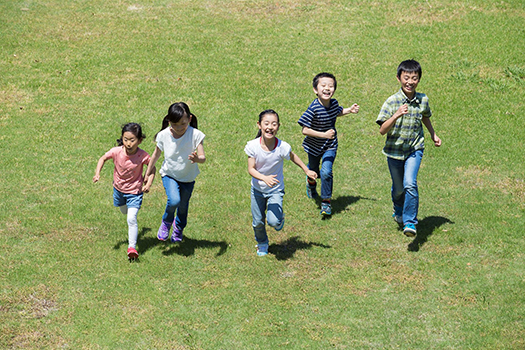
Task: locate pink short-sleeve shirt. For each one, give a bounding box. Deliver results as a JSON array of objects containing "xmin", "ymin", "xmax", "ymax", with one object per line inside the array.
[{"xmin": 103, "ymin": 146, "xmax": 151, "ymax": 194}]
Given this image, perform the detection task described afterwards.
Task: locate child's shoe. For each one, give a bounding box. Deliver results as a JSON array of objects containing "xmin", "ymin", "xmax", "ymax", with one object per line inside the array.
[
  {"xmin": 306, "ymin": 178, "xmax": 318, "ymax": 198},
  {"xmin": 403, "ymin": 224, "xmax": 417, "ymax": 237},
  {"xmin": 127, "ymin": 247, "xmax": 139, "ymax": 260},
  {"xmin": 157, "ymin": 221, "xmax": 171, "ymax": 241},
  {"xmin": 171, "ymin": 226, "xmax": 183, "ymax": 243},
  {"xmin": 256, "ymin": 243, "xmax": 269, "ymax": 256},
  {"xmin": 274, "ymin": 214, "xmax": 285, "ymax": 231},
  {"xmin": 392, "ymin": 213, "xmax": 403, "ymax": 225},
  {"xmin": 320, "ymin": 201, "xmax": 332, "ymax": 215}
]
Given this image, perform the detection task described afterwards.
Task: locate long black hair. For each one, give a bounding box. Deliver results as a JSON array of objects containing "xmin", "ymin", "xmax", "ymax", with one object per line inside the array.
[
  {"xmin": 157, "ymin": 102, "xmax": 198, "ymax": 137},
  {"xmin": 117, "ymin": 123, "xmax": 145, "ymax": 146},
  {"xmin": 255, "ymin": 109, "xmax": 280, "ymax": 138}
]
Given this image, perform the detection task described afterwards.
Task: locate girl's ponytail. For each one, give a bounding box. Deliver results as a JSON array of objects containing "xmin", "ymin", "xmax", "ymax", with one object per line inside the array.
[{"xmin": 155, "ymin": 115, "xmax": 170, "ymax": 139}]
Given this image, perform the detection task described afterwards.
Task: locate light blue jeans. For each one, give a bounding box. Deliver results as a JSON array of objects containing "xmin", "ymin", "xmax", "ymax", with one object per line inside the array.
[
  {"xmin": 387, "ymin": 150, "xmax": 423, "ymax": 226},
  {"xmin": 308, "ymin": 149, "xmax": 337, "ymax": 200},
  {"xmin": 251, "ymin": 187, "xmax": 284, "ymax": 244},
  {"xmin": 161, "ymin": 176, "xmax": 195, "ymax": 230}
]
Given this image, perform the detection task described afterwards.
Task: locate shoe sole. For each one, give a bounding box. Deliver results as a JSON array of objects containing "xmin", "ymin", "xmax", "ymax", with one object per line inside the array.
[{"xmin": 403, "ymin": 229, "xmax": 416, "ymax": 237}]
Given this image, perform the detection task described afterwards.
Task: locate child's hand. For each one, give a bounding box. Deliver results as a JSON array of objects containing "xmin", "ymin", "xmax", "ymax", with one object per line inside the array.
[
  {"xmin": 432, "ymin": 134, "xmax": 442, "ymax": 147},
  {"xmin": 263, "ymin": 175, "xmax": 279, "ymax": 188},
  {"xmin": 306, "ymin": 170, "xmax": 317, "ymax": 180},
  {"xmin": 142, "ymin": 183, "xmax": 151, "ymax": 193},
  {"xmin": 188, "ymin": 151, "xmax": 199, "ymax": 163},
  {"xmin": 324, "ymin": 129, "xmax": 336, "ymax": 139},
  {"xmin": 394, "ymin": 104, "xmax": 409, "ymax": 119},
  {"xmin": 93, "ymin": 175, "xmax": 100, "ymax": 183},
  {"xmin": 350, "ymin": 103, "xmax": 359, "ymax": 114}
]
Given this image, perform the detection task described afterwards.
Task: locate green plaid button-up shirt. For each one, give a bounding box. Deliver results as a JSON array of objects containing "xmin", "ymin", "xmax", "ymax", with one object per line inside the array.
[{"xmin": 376, "ymin": 89, "xmax": 432, "ymax": 160}]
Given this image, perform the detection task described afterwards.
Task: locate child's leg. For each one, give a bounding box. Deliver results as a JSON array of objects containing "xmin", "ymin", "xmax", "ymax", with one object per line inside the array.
[
  {"xmin": 266, "ymin": 190, "xmax": 284, "ymax": 229},
  {"xmin": 320, "ymin": 149, "xmax": 337, "ymax": 200},
  {"xmin": 126, "ymin": 207, "xmax": 139, "ymax": 248},
  {"xmin": 307, "ymin": 153, "xmax": 321, "ymax": 180},
  {"xmin": 119, "ymin": 205, "xmax": 128, "ymax": 215},
  {"xmin": 250, "ymin": 187, "xmax": 268, "ymax": 244},
  {"xmin": 161, "ymin": 176, "xmax": 181, "ymax": 224},
  {"xmin": 387, "ymin": 157, "xmax": 406, "ymax": 217},
  {"xmin": 402, "ymin": 150, "xmax": 423, "ymax": 226},
  {"xmin": 173, "ymin": 181, "xmax": 195, "ymax": 230}
]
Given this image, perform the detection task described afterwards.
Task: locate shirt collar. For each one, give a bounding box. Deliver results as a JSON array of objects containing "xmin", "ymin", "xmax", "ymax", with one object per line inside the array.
[{"xmin": 399, "ymin": 89, "xmax": 420, "ymax": 104}]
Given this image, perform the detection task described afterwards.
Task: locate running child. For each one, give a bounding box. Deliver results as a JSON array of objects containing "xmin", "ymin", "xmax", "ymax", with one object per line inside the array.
[
  {"xmin": 144, "ymin": 102, "xmax": 206, "ymax": 243},
  {"xmin": 376, "ymin": 59, "xmax": 441, "ymax": 237},
  {"xmin": 298, "ymin": 72, "xmax": 359, "ymax": 216},
  {"xmin": 93, "ymin": 123, "xmax": 155, "ymax": 260},
  {"xmin": 245, "ymin": 109, "xmax": 317, "ymax": 256}
]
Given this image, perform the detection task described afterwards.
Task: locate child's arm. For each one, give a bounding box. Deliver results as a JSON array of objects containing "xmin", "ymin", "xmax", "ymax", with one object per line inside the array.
[
  {"xmin": 289, "ymin": 152, "xmax": 317, "ymax": 180},
  {"xmin": 338, "ymin": 103, "xmax": 360, "ymax": 116},
  {"xmin": 145, "ymin": 146, "xmax": 162, "ymax": 178},
  {"xmin": 302, "ymin": 127, "xmax": 336, "ymax": 140},
  {"xmin": 189, "ymin": 142, "xmax": 206, "ymax": 164},
  {"xmin": 379, "ymin": 104, "xmax": 408, "ymax": 135},
  {"xmin": 93, "ymin": 156, "xmax": 107, "ymax": 183},
  {"xmin": 142, "ymin": 165, "xmax": 156, "ymax": 193},
  {"xmin": 247, "ymin": 157, "xmax": 280, "ymax": 188},
  {"xmin": 422, "ymin": 117, "xmax": 442, "ymax": 147}
]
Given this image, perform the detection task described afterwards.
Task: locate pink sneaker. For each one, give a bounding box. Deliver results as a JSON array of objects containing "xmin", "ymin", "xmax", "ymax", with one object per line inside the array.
[
  {"xmin": 157, "ymin": 221, "xmax": 171, "ymax": 241},
  {"xmin": 127, "ymin": 247, "xmax": 139, "ymax": 260}
]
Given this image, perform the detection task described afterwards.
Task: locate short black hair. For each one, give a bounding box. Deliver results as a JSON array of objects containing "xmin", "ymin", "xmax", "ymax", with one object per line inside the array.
[
  {"xmin": 313, "ymin": 72, "xmax": 337, "ymax": 91},
  {"xmin": 397, "ymin": 60, "xmax": 422, "ymax": 78}
]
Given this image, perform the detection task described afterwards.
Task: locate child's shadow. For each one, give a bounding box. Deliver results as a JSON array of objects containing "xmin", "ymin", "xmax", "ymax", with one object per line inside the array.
[
  {"xmin": 316, "ymin": 195, "xmax": 376, "ymax": 219},
  {"xmin": 269, "ymin": 236, "xmax": 331, "ymax": 261},
  {"xmin": 406, "ymin": 216, "xmax": 454, "ymax": 252},
  {"xmin": 162, "ymin": 236, "xmax": 229, "ymax": 257},
  {"xmin": 114, "ymin": 228, "xmax": 228, "ymax": 257}
]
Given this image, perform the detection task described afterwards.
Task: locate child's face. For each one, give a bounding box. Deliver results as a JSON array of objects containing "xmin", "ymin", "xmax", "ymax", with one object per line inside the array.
[
  {"xmin": 257, "ymin": 113, "xmax": 280, "ymax": 140},
  {"xmin": 397, "ymin": 71, "xmax": 420, "ymax": 98},
  {"xmin": 169, "ymin": 115, "xmax": 191, "ymax": 138},
  {"xmin": 314, "ymin": 77, "xmax": 336, "ymax": 102},
  {"xmin": 122, "ymin": 131, "xmax": 142, "ymax": 155}
]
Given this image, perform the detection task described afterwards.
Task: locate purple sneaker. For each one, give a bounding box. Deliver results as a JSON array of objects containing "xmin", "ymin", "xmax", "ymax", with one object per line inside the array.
[
  {"xmin": 157, "ymin": 221, "xmax": 171, "ymax": 241},
  {"xmin": 171, "ymin": 226, "xmax": 183, "ymax": 243}
]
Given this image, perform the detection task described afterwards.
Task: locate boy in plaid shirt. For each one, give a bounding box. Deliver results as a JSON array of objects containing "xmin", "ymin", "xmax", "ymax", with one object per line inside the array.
[{"xmin": 376, "ymin": 60, "xmax": 441, "ymax": 237}]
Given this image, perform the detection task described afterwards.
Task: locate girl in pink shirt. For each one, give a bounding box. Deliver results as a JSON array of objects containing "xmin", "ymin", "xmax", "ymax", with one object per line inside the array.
[{"xmin": 93, "ymin": 123, "xmax": 155, "ymax": 261}]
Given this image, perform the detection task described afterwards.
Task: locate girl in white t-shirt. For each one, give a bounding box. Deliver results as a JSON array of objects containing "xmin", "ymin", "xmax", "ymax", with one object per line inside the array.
[
  {"xmin": 93, "ymin": 123, "xmax": 155, "ymax": 261},
  {"xmin": 245, "ymin": 109, "xmax": 317, "ymax": 256},
  {"xmin": 145, "ymin": 102, "xmax": 206, "ymax": 243}
]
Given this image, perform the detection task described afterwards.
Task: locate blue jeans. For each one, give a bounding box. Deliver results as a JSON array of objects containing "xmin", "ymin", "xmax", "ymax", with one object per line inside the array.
[
  {"xmin": 387, "ymin": 150, "xmax": 423, "ymax": 226},
  {"xmin": 161, "ymin": 176, "xmax": 195, "ymax": 230},
  {"xmin": 308, "ymin": 149, "xmax": 337, "ymax": 200},
  {"xmin": 251, "ymin": 187, "xmax": 284, "ymax": 244}
]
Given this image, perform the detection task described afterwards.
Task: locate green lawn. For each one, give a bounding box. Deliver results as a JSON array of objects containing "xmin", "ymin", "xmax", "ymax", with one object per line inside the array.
[{"xmin": 1, "ymin": 0, "xmax": 524, "ymax": 348}]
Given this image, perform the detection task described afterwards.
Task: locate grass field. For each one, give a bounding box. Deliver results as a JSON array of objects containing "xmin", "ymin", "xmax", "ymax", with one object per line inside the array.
[{"xmin": 1, "ymin": 0, "xmax": 524, "ymax": 348}]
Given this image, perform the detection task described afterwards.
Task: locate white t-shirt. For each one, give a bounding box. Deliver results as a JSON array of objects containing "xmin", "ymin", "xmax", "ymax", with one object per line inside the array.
[
  {"xmin": 244, "ymin": 137, "xmax": 291, "ymax": 193},
  {"xmin": 156, "ymin": 126, "xmax": 206, "ymax": 182}
]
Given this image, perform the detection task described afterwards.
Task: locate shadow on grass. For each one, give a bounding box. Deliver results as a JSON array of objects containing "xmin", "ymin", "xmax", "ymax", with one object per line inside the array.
[
  {"xmin": 313, "ymin": 195, "xmax": 376, "ymax": 220},
  {"xmin": 162, "ymin": 236, "xmax": 229, "ymax": 257},
  {"xmin": 269, "ymin": 236, "xmax": 331, "ymax": 261},
  {"xmin": 114, "ymin": 227, "xmax": 228, "ymax": 258},
  {"xmin": 407, "ymin": 216, "xmax": 454, "ymax": 252}
]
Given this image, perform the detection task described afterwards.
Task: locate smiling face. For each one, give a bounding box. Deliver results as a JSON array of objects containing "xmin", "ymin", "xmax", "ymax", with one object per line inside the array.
[
  {"xmin": 314, "ymin": 77, "xmax": 336, "ymax": 105},
  {"xmin": 397, "ymin": 71, "xmax": 420, "ymax": 99},
  {"xmin": 122, "ymin": 131, "xmax": 142, "ymax": 155},
  {"xmin": 257, "ymin": 113, "xmax": 280, "ymax": 141},
  {"xmin": 169, "ymin": 115, "xmax": 191, "ymax": 138}
]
